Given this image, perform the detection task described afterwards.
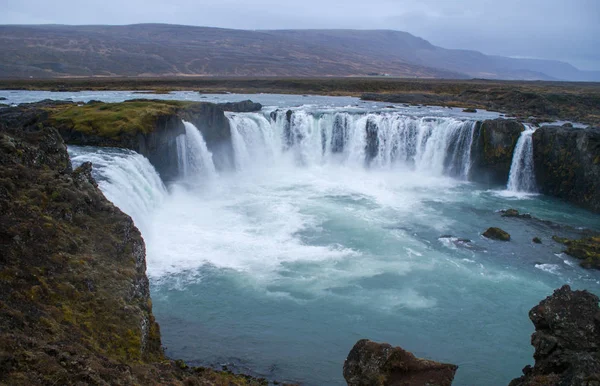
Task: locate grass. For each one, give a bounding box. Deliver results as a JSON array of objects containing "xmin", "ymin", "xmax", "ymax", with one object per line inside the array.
[{"xmin": 47, "ymin": 100, "xmax": 195, "ymax": 138}]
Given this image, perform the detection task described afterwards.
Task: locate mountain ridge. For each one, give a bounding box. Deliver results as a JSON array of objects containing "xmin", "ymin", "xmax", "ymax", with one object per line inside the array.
[{"xmin": 0, "ymin": 23, "xmax": 598, "ymax": 81}]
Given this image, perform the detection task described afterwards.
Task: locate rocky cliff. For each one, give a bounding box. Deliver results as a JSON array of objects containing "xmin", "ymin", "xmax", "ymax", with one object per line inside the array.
[
  {"xmin": 509, "ymin": 285, "xmax": 600, "ymax": 386},
  {"xmin": 470, "ymin": 119, "xmax": 525, "ymax": 186},
  {"xmin": 40, "ymin": 99, "xmax": 261, "ymax": 181},
  {"xmin": 532, "ymin": 125, "xmax": 600, "ymax": 213},
  {"xmin": 0, "ymin": 108, "xmax": 268, "ymax": 385}
]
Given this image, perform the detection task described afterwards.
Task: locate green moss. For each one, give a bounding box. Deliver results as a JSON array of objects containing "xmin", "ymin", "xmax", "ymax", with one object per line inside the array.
[
  {"xmin": 47, "ymin": 100, "xmax": 194, "ymax": 138},
  {"xmin": 554, "ymin": 235, "xmax": 600, "ymax": 269},
  {"xmin": 482, "ymin": 227, "xmax": 511, "ymax": 241}
]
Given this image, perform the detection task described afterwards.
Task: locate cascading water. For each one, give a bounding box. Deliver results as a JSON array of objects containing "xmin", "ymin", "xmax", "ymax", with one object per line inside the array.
[
  {"xmin": 68, "ymin": 145, "xmax": 167, "ymax": 235},
  {"xmin": 507, "ymin": 126, "xmax": 537, "ymax": 193},
  {"xmin": 246, "ymin": 110, "xmax": 478, "ymax": 178},
  {"xmin": 176, "ymin": 120, "xmax": 217, "ymax": 179},
  {"xmin": 63, "ymin": 101, "xmax": 600, "ymax": 386}
]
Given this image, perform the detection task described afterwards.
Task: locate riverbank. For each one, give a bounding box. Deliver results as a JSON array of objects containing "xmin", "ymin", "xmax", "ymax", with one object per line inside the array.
[{"xmin": 1, "ymin": 77, "xmax": 599, "ymax": 125}]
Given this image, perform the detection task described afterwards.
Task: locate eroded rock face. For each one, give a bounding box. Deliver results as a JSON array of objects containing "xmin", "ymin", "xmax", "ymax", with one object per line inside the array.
[
  {"xmin": 470, "ymin": 119, "xmax": 525, "ymax": 186},
  {"xmin": 532, "ymin": 126, "xmax": 600, "ymax": 213},
  {"xmin": 0, "ymin": 112, "xmax": 268, "ymax": 385},
  {"xmin": 343, "ymin": 339, "xmax": 458, "ymax": 386},
  {"xmin": 509, "ymin": 285, "xmax": 600, "ymax": 386}
]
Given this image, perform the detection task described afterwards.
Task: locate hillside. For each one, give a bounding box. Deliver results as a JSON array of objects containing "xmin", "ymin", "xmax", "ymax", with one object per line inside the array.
[{"xmin": 0, "ymin": 24, "xmax": 598, "ymax": 81}]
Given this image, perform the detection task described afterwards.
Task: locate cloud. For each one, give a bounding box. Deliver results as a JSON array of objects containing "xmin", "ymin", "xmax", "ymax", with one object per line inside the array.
[{"xmin": 1, "ymin": 0, "xmax": 598, "ymax": 70}]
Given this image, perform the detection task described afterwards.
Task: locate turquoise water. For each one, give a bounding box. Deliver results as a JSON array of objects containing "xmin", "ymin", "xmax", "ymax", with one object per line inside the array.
[{"xmin": 29, "ymin": 90, "xmax": 599, "ymax": 385}]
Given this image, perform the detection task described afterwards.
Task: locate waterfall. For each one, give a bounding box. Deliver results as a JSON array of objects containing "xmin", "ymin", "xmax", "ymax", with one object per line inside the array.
[
  {"xmin": 507, "ymin": 127, "xmax": 537, "ymax": 193},
  {"xmin": 176, "ymin": 121, "xmax": 217, "ymax": 179},
  {"xmin": 228, "ymin": 112, "xmax": 281, "ymax": 170},
  {"xmin": 68, "ymin": 145, "xmax": 167, "ymax": 235},
  {"xmin": 248, "ymin": 110, "xmax": 478, "ymax": 178}
]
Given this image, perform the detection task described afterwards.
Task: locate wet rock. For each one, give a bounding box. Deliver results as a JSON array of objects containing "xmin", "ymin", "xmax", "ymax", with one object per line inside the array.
[
  {"xmin": 533, "ymin": 126, "xmax": 600, "ymax": 213},
  {"xmin": 509, "ymin": 285, "xmax": 600, "ymax": 386},
  {"xmin": 462, "ymin": 108, "xmax": 477, "ymax": 113},
  {"xmin": 553, "ymin": 235, "xmax": 600, "ymax": 269},
  {"xmin": 218, "ymin": 100, "xmax": 262, "ymax": 113},
  {"xmin": 562, "ymin": 122, "xmax": 574, "ymax": 128},
  {"xmin": 500, "ymin": 209, "xmax": 532, "ymax": 219},
  {"xmin": 343, "ymin": 339, "xmax": 457, "ymax": 386},
  {"xmin": 470, "ymin": 119, "xmax": 525, "ymax": 186},
  {"xmin": 533, "ymin": 237, "xmax": 542, "ymax": 244},
  {"xmin": 482, "ymin": 227, "xmax": 511, "ymax": 241}
]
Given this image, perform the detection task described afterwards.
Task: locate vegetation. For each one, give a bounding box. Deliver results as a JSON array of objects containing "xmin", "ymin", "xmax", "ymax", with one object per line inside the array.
[
  {"xmin": 553, "ymin": 235, "xmax": 600, "ymax": 269},
  {"xmin": 0, "ymin": 107, "xmax": 276, "ymax": 385},
  {"xmin": 47, "ymin": 100, "xmax": 195, "ymax": 138},
  {"xmin": 3, "ymin": 77, "xmax": 598, "ymax": 125}
]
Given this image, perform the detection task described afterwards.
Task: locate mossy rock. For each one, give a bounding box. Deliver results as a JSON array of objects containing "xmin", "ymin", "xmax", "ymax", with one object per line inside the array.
[
  {"xmin": 553, "ymin": 235, "xmax": 600, "ymax": 269},
  {"xmin": 46, "ymin": 100, "xmax": 195, "ymax": 138},
  {"xmin": 483, "ymin": 227, "xmax": 511, "ymax": 241}
]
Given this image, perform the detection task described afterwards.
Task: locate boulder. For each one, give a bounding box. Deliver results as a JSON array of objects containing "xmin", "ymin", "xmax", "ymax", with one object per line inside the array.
[
  {"xmin": 482, "ymin": 227, "xmax": 511, "ymax": 241},
  {"xmin": 532, "ymin": 126, "xmax": 600, "ymax": 213},
  {"xmin": 509, "ymin": 285, "xmax": 600, "ymax": 386},
  {"xmin": 470, "ymin": 119, "xmax": 525, "ymax": 186},
  {"xmin": 462, "ymin": 108, "xmax": 477, "ymax": 113},
  {"xmin": 500, "ymin": 209, "xmax": 532, "ymax": 219},
  {"xmin": 343, "ymin": 339, "xmax": 457, "ymax": 386},
  {"xmin": 533, "ymin": 237, "xmax": 542, "ymax": 244}
]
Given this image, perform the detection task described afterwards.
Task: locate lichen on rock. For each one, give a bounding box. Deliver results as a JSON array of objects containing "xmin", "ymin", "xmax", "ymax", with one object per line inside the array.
[{"xmin": 343, "ymin": 339, "xmax": 458, "ymax": 386}]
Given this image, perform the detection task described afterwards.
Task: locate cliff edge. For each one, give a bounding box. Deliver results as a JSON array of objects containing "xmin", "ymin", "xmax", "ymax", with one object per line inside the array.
[{"xmin": 0, "ymin": 106, "xmax": 267, "ymax": 384}]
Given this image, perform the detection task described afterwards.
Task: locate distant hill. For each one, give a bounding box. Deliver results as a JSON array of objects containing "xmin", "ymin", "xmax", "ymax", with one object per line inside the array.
[{"xmin": 0, "ymin": 24, "xmax": 598, "ymax": 81}]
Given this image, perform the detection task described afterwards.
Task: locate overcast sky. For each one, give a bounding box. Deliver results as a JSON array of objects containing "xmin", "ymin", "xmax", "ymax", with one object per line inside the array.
[{"xmin": 2, "ymin": 0, "xmax": 599, "ymax": 70}]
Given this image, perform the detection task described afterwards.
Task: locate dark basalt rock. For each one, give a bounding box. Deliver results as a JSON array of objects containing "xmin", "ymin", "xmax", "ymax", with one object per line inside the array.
[
  {"xmin": 0, "ymin": 110, "xmax": 271, "ymax": 385},
  {"xmin": 501, "ymin": 209, "xmax": 533, "ymax": 219},
  {"xmin": 343, "ymin": 339, "xmax": 457, "ymax": 386},
  {"xmin": 470, "ymin": 119, "xmax": 525, "ymax": 186},
  {"xmin": 532, "ymin": 125, "xmax": 600, "ymax": 213},
  {"xmin": 218, "ymin": 100, "xmax": 263, "ymax": 113},
  {"xmin": 462, "ymin": 108, "xmax": 477, "ymax": 113},
  {"xmin": 533, "ymin": 237, "xmax": 542, "ymax": 244},
  {"xmin": 482, "ymin": 227, "xmax": 511, "ymax": 241},
  {"xmin": 509, "ymin": 285, "xmax": 600, "ymax": 386}
]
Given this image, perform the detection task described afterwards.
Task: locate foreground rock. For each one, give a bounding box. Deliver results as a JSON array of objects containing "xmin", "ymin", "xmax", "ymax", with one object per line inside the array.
[
  {"xmin": 533, "ymin": 125, "xmax": 600, "ymax": 213},
  {"xmin": 510, "ymin": 285, "xmax": 600, "ymax": 386},
  {"xmin": 483, "ymin": 227, "xmax": 511, "ymax": 241},
  {"xmin": 0, "ymin": 112, "xmax": 268, "ymax": 385},
  {"xmin": 343, "ymin": 339, "xmax": 457, "ymax": 386}
]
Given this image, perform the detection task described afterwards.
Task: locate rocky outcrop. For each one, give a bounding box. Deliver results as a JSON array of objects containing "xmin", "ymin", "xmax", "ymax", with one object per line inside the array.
[
  {"xmin": 7, "ymin": 99, "xmax": 260, "ymax": 180},
  {"xmin": 483, "ymin": 227, "xmax": 511, "ymax": 241},
  {"xmin": 553, "ymin": 235, "xmax": 600, "ymax": 269},
  {"xmin": 509, "ymin": 285, "xmax": 600, "ymax": 386},
  {"xmin": 532, "ymin": 126, "xmax": 600, "ymax": 213},
  {"xmin": 470, "ymin": 119, "xmax": 525, "ymax": 185},
  {"xmin": 343, "ymin": 339, "xmax": 458, "ymax": 386},
  {"xmin": 0, "ymin": 111, "xmax": 269, "ymax": 385},
  {"xmin": 219, "ymin": 100, "xmax": 263, "ymax": 113}
]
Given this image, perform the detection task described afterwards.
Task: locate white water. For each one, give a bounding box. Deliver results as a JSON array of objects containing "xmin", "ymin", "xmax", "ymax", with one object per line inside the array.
[
  {"xmin": 230, "ymin": 110, "xmax": 478, "ymax": 178},
  {"xmin": 65, "ymin": 105, "xmax": 600, "ymax": 386},
  {"xmin": 176, "ymin": 120, "xmax": 217, "ymax": 179},
  {"xmin": 507, "ymin": 127, "xmax": 537, "ymax": 193},
  {"xmin": 68, "ymin": 146, "xmax": 167, "ymax": 236}
]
